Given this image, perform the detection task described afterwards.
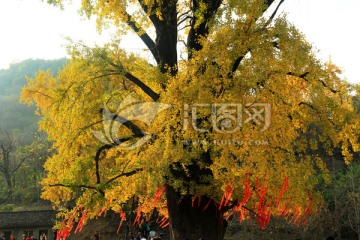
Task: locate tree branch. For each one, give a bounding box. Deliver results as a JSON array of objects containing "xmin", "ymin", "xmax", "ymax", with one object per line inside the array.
[
  {"xmin": 227, "ymin": 50, "xmax": 250, "ymax": 78},
  {"xmin": 124, "ymin": 72, "xmax": 160, "ymax": 101},
  {"xmin": 187, "ymin": 0, "xmax": 222, "ymax": 59},
  {"xmin": 264, "ymin": 0, "xmax": 277, "ymax": 8},
  {"xmin": 11, "ymin": 153, "xmax": 34, "ymax": 174},
  {"xmin": 137, "ymin": 0, "xmax": 161, "ymax": 26},
  {"xmin": 137, "ymin": 0, "xmax": 178, "ymax": 75},
  {"xmin": 286, "ymin": 71, "xmax": 310, "ymax": 79},
  {"xmin": 95, "ymin": 144, "xmax": 114, "ymax": 184},
  {"xmin": 177, "ymin": 10, "xmax": 192, "ymax": 22},
  {"xmin": 319, "ymin": 79, "xmax": 340, "ymax": 93},
  {"xmin": 287, "ymin": 71, "xmax": 340, "ymax": 93},
  {"xmin": 102, "ymin": 111, "xmax": 147, "ymax": 138},
  {"xmin": 227, "ymin": 0, "xmax": 284, "ymax": 78},
  {"xmin": 94, "ymin": 116, "xmax": 146, "ymax": 185},
  {"xmin": 124, "ymin": 11, "xmax": 160, "ymax": 64},
  {"xmin": 105, "ymin": 168, "xmax": 143, "ymax": 186},
  {"xmin": 49, "ymin": 183, "xmax": 98, "ymax": 191},
  {"xmin": 264, "ymin": 0, "xmax": 285, "ymax": 27},
  {"xmin": 49, "ymin": 183, "xmax": 104, "ymax": 196},
  {"xmin": 178, "ymin": 15, "xmax": 192, "ymax": 26},
  {"xmin": 107, "ymin": 62, "xmax": 160, "ymax": 101},
  {"xmin": 298, "ymin": 102, "xmax": 336, "ymax": 125}
]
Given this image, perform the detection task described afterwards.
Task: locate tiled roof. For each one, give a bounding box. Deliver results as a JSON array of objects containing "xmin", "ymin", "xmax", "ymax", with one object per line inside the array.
[{"xmin": 0, "ymin": 210, "xmax": 56, "ymax": 229}]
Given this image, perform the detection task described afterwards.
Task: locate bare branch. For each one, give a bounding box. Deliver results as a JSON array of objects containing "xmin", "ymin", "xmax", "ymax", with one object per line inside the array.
[
  {"xmin": 178, "ymin": 24, "xmax": 191, "ymax": 31},
  {"xmin": 178, "ymin": 16, "xmax": 192, "ymax": 26},
  {"xmin": 177, "ymin": 10, "xmax": 192, "ymax": 22}
]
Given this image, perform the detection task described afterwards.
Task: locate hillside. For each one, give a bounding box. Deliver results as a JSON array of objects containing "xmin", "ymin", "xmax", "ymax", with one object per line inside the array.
[{"xmin": 0, "ymin": 58, "xmax": 67, "ymax": 131}]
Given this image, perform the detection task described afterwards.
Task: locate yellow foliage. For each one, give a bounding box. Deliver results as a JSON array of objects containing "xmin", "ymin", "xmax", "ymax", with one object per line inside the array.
[{"xmin": 22, "ymin": 0, "xmax": 360, "ymax": 231}]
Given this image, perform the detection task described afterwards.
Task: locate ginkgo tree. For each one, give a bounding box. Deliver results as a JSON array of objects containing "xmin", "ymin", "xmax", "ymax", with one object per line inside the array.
[{"xmin": 21, "ymin": 0, "xmax": 360, "ymax": 239}]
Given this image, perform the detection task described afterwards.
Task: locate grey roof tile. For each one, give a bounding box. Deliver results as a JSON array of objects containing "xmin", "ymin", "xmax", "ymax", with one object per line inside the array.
[{"xmin": 0, "ymin": 210, "xmax": 56, "ymax": 229}]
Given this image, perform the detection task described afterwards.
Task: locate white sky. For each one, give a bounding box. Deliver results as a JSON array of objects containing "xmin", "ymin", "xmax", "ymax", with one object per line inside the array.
[{"xmin": 0, "ymin": 0, "xmax": 359, "ymax": 83}]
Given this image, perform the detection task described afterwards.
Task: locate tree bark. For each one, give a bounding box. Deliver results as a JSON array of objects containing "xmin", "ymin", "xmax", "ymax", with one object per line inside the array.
[
  {"xmin": 154, "ymin": 0, "xmax": 178, "ymax": 75},
  {"xmin": 4, "ymin": 170, "xmax": 13, "ymax": 202},
  {"xmin": 1, "ymin": 144, "xmax": 14, "ymax": 202},
  {"xmin": 166, "ymin": 186, "xmax": 227, "ymax": 240}
]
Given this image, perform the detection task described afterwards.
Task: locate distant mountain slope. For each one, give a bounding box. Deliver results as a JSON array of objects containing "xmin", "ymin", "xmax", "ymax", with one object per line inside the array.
[{"xmin": 0, "ymin": 58, "xmax": 67, "ymax": 131}]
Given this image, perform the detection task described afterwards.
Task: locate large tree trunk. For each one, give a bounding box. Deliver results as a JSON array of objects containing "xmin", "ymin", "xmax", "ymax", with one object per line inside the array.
[{"xmin": 166, "ymin": 186, "xmax": 227, "ymax": 240}]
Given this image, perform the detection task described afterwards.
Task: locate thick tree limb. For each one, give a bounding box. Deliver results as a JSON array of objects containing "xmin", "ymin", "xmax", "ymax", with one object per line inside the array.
[
  {"xmin": 227, "ymin": 51, "xmax": 250, "ymax": 78},
  {"xmin": 137, "ymin": 0, "xmax": 178, "ymax": 75},
  {"xmin": 95, "ymin": 144, "xmax": 114, "ymax": 184},
  {"xmin": 124, "ymin": 72, "xmax": 160, "ymax": 101},
  {"xmin": 107, "ymin": 62, "xmax": 160, "ymax": 101},
  {"xmin": 264, "ymin": 0, "xmax": 285, "ymax": 27},
  {"xmin": 102, "ymin": 111, "xmax": 147, "ymax": 138},
  {"xmin": 94, "ymin": 112, "xmax": 146, "ymax": 185},
  {"xmin": 137, "ymin": 0, "xmax": 161, "ymax": 26},
  {"xmin": 125, "ymin": 11, "xmax": 160, "ymax": 64},
  {"xmin": 187, "ymin": 0, "xmax": 222, "ymax": 59}
]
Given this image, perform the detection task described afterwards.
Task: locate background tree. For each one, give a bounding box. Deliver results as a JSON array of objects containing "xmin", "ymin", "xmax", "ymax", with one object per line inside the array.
[
  {"xmin": 12, "ymin": 133, "xmax": 53, "ymax": 204},
  {"xmin": 0, "ymin": 58, "xmax": 65, "ymax": 207},
  {"xmin": 22, "ymin": 0, "xmax": 360, "ymax": 239},
  {"xmin": 322, "ymin": 161, "xmax": 360, "ymax": 239},
  {"xmin": 0, "ymin": 130, "xmax": 33, "ymax": 202}
]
